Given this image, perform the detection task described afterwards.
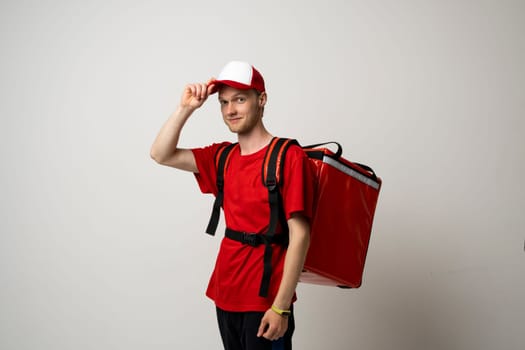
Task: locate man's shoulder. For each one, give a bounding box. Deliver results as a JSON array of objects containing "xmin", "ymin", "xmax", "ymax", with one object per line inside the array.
[{"xmin": 193, "ymin": 141, "xmax": 234, "ymax": 153}]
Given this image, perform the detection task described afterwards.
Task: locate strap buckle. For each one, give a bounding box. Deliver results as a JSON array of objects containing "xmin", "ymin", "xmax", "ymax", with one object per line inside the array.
[
  {"xmin": 265, "ymin": 179, "xmax": 277, "ymax": 192},
  {"xmin": 241, "ymin": 233, "xmax": 260, "ymax": 247}
]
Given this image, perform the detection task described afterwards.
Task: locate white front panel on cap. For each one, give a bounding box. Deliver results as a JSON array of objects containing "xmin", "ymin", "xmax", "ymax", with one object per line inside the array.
[{"xmin": 217, "ymin": 61, "xmax": 253, "ymax": 85}]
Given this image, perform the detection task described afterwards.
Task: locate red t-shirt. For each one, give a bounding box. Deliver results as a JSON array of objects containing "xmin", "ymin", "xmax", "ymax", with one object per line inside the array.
[{"xmin": 192, "ymin": 141, "xmax": 314, "ymax": 312}]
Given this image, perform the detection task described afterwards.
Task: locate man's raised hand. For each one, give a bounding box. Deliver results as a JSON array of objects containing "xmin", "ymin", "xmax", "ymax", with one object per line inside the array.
[{"xmin": 180, "ymin": 78, "xmax": 216, "ymax": 110}]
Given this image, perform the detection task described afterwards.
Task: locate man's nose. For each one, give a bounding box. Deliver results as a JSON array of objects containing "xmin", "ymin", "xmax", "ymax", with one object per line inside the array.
[{"xmin": 226, "ymin": 102, "xmax": 236, "ymax": 115}]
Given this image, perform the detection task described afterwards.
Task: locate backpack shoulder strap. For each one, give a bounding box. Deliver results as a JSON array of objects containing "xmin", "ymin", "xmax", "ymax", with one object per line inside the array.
[
  {"xmin": 262, "ymin": 137, "xmax": 299, "ymax": 235},
  {"xmin": 205, "ymin": 142, "xmax": 238, "ymax": 236},
  {"xmin": 258, "ymin": 137, "xmax": 298, "ymax": 297}
]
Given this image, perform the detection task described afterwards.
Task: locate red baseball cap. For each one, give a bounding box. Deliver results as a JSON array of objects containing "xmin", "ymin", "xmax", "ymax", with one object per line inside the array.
[{"xmin": 209, "ymin": 61, "xmax": 265, "ymax": 94}]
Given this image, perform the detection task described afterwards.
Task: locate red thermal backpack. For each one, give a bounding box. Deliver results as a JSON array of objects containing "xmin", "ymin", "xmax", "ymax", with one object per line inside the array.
[{"xmin": 205, "ymin": 137, "xmax": 382, "ymax": 297}]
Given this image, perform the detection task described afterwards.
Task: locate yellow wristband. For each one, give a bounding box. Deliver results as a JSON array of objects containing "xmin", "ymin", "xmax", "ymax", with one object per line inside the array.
[{"xmin": 271, "ymin": 305, "xmax": 291, "ymax": 317}]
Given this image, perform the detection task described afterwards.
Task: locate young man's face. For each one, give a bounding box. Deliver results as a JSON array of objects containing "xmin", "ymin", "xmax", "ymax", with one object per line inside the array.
[{"xmin": 218, "ymin": 86, "xmax": 266, "ymax": 135}]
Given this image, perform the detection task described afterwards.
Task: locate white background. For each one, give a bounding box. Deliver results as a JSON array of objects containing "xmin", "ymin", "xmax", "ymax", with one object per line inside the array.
[{"xmin": 1, "ymin": 1, "xmax": 524, "ymax": 349}]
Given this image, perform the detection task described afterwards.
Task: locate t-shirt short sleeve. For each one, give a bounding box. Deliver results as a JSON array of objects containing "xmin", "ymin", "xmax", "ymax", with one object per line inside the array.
[{"xmin": 191, "ymin": 142, "xmax": 231, "ymax": 195}]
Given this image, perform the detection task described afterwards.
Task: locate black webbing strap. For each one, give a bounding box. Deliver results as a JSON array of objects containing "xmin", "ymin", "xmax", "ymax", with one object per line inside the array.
[
  {"xmin": 206, "ymin": 143, "xmax": 238, "ymax": 236},
  {"xmin": 302, "ymin": 141, "xmax": 342, "ymax": 159},
  {"xmin": 225, "ymin": 228, "xmax": 289, "ymax": 247},
  {"xmin": 258, "ymin": 137, "xmax": 298, "ymax": 297}
]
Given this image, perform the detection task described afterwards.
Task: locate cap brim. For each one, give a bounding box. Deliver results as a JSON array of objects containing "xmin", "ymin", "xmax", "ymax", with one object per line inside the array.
[{"xmin": 208, "ymin": 79, "xmax": 254, "ymax": 94}]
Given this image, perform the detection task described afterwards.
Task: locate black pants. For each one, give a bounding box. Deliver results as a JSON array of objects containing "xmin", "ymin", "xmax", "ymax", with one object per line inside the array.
[{"xmin": 216, "ymin": 307, "xmax": 295, "ymax": 350}]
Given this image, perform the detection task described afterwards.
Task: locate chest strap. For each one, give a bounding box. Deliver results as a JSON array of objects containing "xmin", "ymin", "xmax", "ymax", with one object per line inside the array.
[{"xmin": 225, "ymin": 228, "xmax": 289, "ymax": 247}]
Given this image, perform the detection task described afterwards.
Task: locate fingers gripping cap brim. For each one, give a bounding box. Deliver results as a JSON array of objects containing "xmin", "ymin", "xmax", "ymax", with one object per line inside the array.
[{"xmin": 208, "ymin": 61, "xmax": 265, "ymax": 94}]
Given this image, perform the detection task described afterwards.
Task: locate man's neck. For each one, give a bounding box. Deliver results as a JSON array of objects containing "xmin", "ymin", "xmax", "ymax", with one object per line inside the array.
[{"xmin": 237, "ymin": 128, "xmax": 273, "ymax": 155}]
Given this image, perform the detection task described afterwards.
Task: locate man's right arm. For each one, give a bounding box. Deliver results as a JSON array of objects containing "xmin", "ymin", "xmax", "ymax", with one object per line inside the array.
[{"xmin": 150, "ymin": 81, "xmax": 215, "ymax": 172}]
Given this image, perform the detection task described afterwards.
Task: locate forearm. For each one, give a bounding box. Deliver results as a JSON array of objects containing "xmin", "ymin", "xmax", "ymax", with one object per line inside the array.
[
  {"xmin": 151, "ymin": 81, "xmax": 214, "ymax": 170},
  {"xmin": 150, "ymin": 106, "xmax": 197, "ymax": 171},
  {"xmin": 150, "ymin": 106, "xmax": 191, "ymax": 161},
  {"xmin": 273, "ymin": 215, "xmax": 311, "ymax": 310}
]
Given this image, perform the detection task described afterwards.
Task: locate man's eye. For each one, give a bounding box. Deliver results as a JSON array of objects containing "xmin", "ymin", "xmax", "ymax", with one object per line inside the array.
[{"xmin": 236, "ymin": 97, "xmax": 246, "ymax": 103}]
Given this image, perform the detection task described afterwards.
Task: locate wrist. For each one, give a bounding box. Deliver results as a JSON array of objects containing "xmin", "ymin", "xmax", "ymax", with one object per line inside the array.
[
  {"xmin": 271, "ymin": 304, "xmax": 291, "ymax": 317},
  {"xmin": 176, "ymin": 104, "xmax": 196, "ymax": 116},
  {"xmin": 172, "ymin": 106, "xmax": 195, "ymax": 125}
]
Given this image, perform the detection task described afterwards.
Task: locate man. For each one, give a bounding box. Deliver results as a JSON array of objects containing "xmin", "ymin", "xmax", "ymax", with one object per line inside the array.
[{"xmin": 150, "ymin": 61, "xmax": 313, "ymax": 350}]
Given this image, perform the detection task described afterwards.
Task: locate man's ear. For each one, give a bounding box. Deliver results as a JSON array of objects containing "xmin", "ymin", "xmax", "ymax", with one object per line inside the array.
[{"xmin": 258, "ymin": 92, "xmax": 267, "ymax": 107}]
